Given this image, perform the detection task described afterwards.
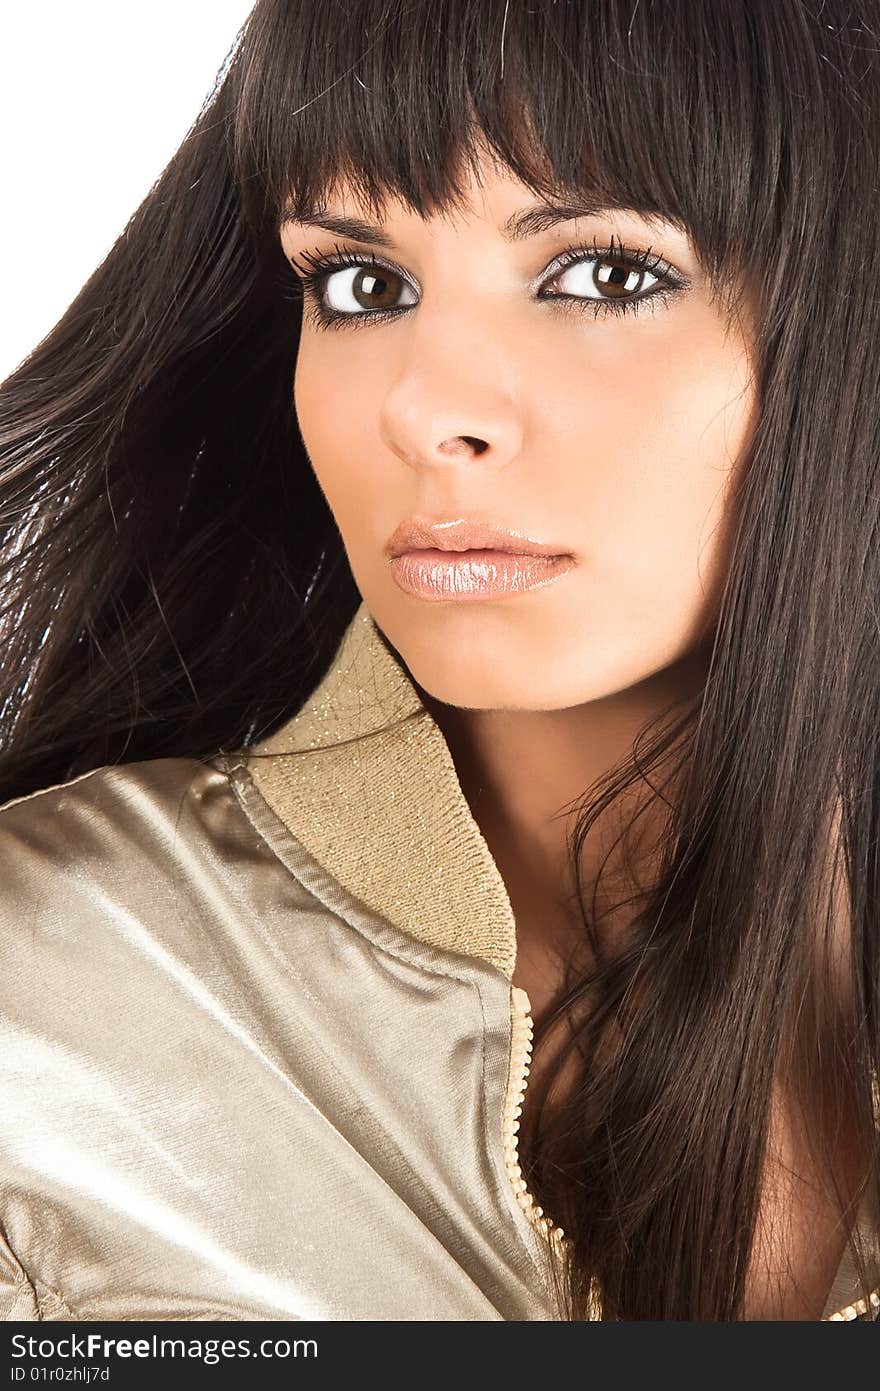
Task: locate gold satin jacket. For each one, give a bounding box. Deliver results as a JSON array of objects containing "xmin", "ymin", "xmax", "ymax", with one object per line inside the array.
[{"xmin": 1, "ymin": 601, "xmax": 878, "ymax": 1322}]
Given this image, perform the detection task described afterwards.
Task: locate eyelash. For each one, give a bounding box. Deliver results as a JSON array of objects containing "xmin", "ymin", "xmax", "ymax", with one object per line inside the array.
[{"xmin": 288, "ymin": 234, "xmax": 689, "ymax": 332}]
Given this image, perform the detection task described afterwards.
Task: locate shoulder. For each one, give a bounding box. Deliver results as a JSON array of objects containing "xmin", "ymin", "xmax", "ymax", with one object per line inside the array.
[
  {"xmin": 0, "ymin": 753, "xmax": 280, "ymax": 961},
  {"xmin": 0, "ymin": 754, "xmax": 233, "ymax": 884},
  {"xmin": 0, "ymin": 750, "xmax": 313, "ymax": 1063},
  {"xmin": 0, "ymin": 751, "xmax": 229, "ymax": 827}
]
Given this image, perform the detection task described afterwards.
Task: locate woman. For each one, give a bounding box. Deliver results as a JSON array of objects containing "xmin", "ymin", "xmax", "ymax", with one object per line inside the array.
[{"xmin": 0, "ymin": 0, "xmax": 878, "ymax": 1322}]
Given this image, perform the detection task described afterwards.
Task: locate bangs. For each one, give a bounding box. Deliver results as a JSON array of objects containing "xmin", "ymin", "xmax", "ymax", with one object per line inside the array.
[{"xmin": 229, "ymin": 0, "xmax": 855, "ymax": 316}]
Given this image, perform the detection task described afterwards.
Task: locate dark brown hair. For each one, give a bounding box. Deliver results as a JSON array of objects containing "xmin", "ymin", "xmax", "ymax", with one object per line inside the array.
[{"xmin": 1, "ymin": 0, "xmax": 879, "ymax": 1319}]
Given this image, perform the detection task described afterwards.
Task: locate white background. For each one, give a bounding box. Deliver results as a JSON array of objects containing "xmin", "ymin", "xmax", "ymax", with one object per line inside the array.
[{"xmin": 0, "ymin": 3, "xmax": 257, "ymax": 382}]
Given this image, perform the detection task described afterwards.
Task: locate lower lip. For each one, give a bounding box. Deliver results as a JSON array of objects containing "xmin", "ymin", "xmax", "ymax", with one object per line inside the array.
[{"xmin": 389, "ymin": 548, "xmax": 576, "ymax": 601}]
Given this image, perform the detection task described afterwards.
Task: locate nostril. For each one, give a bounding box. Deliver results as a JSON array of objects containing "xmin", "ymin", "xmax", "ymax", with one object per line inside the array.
[{"xmin": 436, "ymin": 435, "xmax": 489, "ymax": 457}]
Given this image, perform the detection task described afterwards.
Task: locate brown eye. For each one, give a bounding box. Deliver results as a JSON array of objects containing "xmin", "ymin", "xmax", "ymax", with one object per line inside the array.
[
  {"xmin": 549, "ymin": 254, "xmax": 660, "ymax": 303},
  {"xmin": 324, "ymin": 264, "xmax": 417, "ymax": 315}
]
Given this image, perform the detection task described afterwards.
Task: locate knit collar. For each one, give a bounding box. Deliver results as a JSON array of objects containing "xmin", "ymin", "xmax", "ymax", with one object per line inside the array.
[{"xmin": 245, "ymin": 600, "xmax": 519, "ymax": 980}]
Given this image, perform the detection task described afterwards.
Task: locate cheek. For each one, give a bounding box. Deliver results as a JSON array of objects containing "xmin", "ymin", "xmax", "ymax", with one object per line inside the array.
[
  {"xmin": 293, "ymin": 345, "xmax": 380, "ymax": 521},
  {"xmin": 538, "ymin": 310, "xmax": 755, "ymax": 631}
]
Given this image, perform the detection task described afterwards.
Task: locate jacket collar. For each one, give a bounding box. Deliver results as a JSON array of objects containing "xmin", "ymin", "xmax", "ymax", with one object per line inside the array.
[{"xmin": 246, "ymin": 600, "xmax": 518, "ymax": 980}]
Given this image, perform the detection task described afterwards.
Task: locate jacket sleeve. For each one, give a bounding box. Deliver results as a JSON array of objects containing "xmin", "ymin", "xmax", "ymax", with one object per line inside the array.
[{"xmin": 0, "ymin": 755, "xmax": 230, "ymax": 1324}]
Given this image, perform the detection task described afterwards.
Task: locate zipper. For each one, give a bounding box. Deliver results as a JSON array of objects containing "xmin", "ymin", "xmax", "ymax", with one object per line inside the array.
[
  {"xmin": 825, "ymin": 1289, "xmax": 880, "ymax": 1320},
  {"xmin": 503, "ymin": 984, "xmax": 570, "ymax": 1257},
  {"xmin": 504, "ymin": 983, "xmax": 878, "ymax": 1322}
]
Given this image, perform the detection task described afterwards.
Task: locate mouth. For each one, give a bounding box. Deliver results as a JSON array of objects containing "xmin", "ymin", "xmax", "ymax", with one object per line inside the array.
[
  {"xmin": 385, "ymin": 517, "xmax": 572, "ymax": 560},
  {"xmin": 388, "ymin": 547, "xmax": 576, "ymax": 603}
]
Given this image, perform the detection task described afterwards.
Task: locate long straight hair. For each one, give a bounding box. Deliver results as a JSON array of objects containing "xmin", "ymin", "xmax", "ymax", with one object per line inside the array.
[{"xmin": 2, "ymin": 0, "xmax": 879, "ymax": 1320}]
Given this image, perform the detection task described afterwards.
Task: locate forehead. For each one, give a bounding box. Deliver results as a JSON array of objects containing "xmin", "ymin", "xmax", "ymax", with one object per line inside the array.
[
  {"xmin": 279, "ymin": 117, "xmax": 690, "ymax": 239},
  {"xmin": 281, "ymin": 161, "xmax": 691, "ymax": 247}
]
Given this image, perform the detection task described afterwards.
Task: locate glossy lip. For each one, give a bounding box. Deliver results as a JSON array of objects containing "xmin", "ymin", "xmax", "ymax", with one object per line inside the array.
[
  {"xmin": 389, "ymin": 549, "xmax": 576, "ymax": 602},
  {"xmin": 385, "ymin": 517, "xmax": 572, "ymax": 559}
]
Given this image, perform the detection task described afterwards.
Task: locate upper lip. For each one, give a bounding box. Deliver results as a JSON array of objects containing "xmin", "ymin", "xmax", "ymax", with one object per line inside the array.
[{"xmin": 386, "ymin": 518, "xmax": 571, "ymax": 558}]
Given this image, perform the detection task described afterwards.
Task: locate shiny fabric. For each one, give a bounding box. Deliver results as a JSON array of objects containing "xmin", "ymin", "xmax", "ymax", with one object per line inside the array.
[
  {"xmin": 0, "ymin": 600, "xmax": 878, "ymax": 1321},
  {"xmin": 0, "ymin": 754, "xmax": 556, "ymax": 1320}
]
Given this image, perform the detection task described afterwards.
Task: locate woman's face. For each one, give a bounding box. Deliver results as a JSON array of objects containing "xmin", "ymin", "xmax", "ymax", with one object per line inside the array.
[{"xmin": 280, "ymin": 153, "xmax": 758, "ymax": 711}]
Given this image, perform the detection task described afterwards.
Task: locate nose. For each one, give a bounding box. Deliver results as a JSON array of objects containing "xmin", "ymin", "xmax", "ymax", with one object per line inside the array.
[{"xmin": 379, "ymin": 366, "xmax": 523, "ymax": 475}]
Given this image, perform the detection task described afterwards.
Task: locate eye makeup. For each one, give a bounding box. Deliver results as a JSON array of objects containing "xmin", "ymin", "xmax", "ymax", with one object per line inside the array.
[{"xmin": 287, "ymin": 232, "xmax": 691, "ymax": 332}]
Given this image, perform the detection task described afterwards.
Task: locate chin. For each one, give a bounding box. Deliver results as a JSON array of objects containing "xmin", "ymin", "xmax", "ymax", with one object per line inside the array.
[
  {"xmin": 364, "ymin": 581, "xmax": 659, "ymax": 710},
  {"xmin": 406, "ymin": 659, "xmax": 604, "ymax": 714}
]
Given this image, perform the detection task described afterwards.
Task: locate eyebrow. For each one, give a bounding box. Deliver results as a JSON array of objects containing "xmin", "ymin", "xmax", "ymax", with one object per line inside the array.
[{"xmin": 279, "ymin": 197, "xmax": 680, "ymax": 246}]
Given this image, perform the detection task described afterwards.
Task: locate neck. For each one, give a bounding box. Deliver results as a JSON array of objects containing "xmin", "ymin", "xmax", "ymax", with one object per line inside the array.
[{"xmin": 411, "ymin": 642, "xmax": 709, "ymax": 996}]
